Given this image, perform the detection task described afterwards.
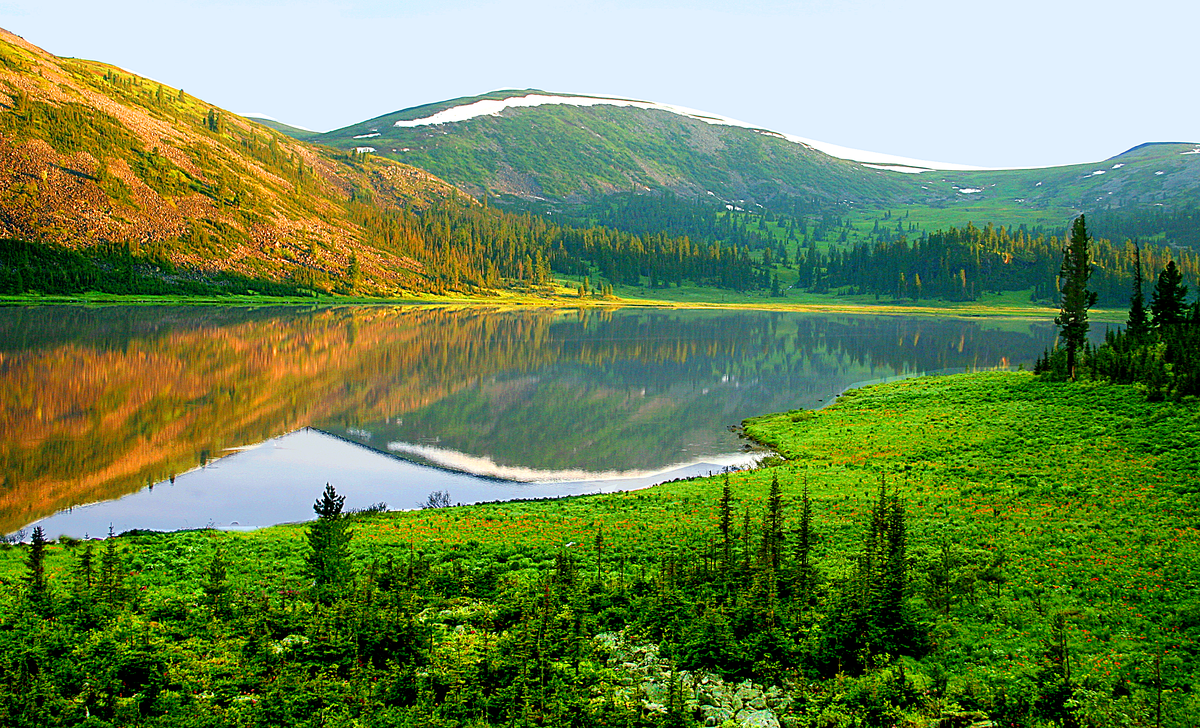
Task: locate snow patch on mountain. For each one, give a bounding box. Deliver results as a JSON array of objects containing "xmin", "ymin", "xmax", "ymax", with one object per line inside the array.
[
  {"xmin": 392, "ymin": 93, "xmax": 999, "ymax": 172},
  {"xmin": 861, "ymin": 163, "xmax": 932, "ymax": 174}
]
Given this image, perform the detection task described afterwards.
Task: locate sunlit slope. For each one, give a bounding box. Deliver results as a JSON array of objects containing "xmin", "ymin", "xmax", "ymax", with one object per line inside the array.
[
  {"xmin": 308, "ymin": 90, "xmax": 1200, "ymax": 217},
  {"xmin": 0, "ymin": 28, "xmax": 473, "ymax": 295}
]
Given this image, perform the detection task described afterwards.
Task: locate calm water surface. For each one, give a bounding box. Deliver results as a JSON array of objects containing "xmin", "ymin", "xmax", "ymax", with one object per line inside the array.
[{"xmin": 1, "ymin": 305, "xmax": 1062, "ymax": 537}]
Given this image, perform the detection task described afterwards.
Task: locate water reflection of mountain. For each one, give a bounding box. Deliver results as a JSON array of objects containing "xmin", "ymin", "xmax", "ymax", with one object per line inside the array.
[
  {"xmin": 1, "ymin": 305, "xmax": 1058, "ymax": 533},
  {"xmin": 327, "ymin": 313, "xmax": 1061, "ymax": 473}
]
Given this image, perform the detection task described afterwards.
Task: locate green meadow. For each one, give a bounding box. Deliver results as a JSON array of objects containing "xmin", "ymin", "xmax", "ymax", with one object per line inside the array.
[{"xmin": 1, "ymin": 372, "xmax": 1197, "ymax": 726}]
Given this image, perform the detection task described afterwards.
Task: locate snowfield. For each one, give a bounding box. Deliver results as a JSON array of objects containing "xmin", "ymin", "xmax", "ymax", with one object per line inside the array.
[
  {"xmin": 392, "ymin": 92, "xmax": 1005, "ymax": 172},
  {"xmin": 861, "ymin": 163, "xmax": 932, "ymax": 174}
]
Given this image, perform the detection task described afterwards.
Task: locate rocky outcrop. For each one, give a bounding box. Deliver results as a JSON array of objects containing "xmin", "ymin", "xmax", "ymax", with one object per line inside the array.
[{"xmin": 594, "ymin": 631, "xmax": 795, "ymax": 728}]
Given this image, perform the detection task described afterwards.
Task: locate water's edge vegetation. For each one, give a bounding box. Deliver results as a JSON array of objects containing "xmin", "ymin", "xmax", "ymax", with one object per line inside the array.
[{"xmin": 1, "ymin": 371, "xmax": 1198, "ymax": 727}]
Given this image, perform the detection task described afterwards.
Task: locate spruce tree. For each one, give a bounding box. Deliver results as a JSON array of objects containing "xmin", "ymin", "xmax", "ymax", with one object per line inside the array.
[
  {"xmin": 795, "ymin": 481, "xmax": 815, "ymax": 602},
  {"xmin": 718, "ymin": 473, "xmax": 733, "ymax": 572},
  {"xmin": 99, "ymin": 526, "xmax": 124, "ymax": 605},
  {"xmin": 1127, "ymin": 240, "xmax": 1150, "ymax": 339},
  {"xmin": 741, "ymin": 505, "xmax": 753, "ymax": 580},
  {"xmin": 1150, "ymin": 260, "xmax": 1189, "ymax": 328},
  {"xmin": 76, "ymin": 542, "xmax": 95, "ymax": 591},
  {"xmin": 762, "ymin": 472, "xmax": 784, "ymax": 575},
  {"xmin": 1054, "ymin": 215, "xmax": 1098, "ymax": 380},
  {"xmin": 306, "ymin": 483, "xmax": 353, "ymax": 605},
  {"xmin": 25, "ymin": 526, "xmax": 48, "ymax": 606}
]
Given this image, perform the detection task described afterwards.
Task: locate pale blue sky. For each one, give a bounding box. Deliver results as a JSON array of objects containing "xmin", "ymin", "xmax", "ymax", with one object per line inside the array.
[{"xmin": 1, "ymin": 0, "xmax": 1194, "ymax": 168}]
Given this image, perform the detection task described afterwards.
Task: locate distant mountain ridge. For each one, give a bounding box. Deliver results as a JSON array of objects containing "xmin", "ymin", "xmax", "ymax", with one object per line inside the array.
[{"xmin": 300, "ymin": 89, "xmax": 1200, "ymax": 217}]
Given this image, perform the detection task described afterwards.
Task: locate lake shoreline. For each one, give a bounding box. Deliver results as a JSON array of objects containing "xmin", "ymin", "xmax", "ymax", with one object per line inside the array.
[
  {"xmin": 0, "ymin": 291, "xmax": 1126, "ymax": 321},
  {"xmin": 3, "ymin": 371, "xmax": 1195, "ymax": 725}
]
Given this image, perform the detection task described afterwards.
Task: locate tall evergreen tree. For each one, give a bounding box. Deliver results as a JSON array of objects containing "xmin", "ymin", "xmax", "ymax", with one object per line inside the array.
[
  {"xmin": 877, "ymin": 485, "xmax": 909, "ymax": 649},
  {"xmin": 762, "ymin": 472, "xmax": 784, "ymax": 575},
  {"xmin": 306, "ymin": 483, "xmax": 353, "ymax": 605},
  {"xmin": 795, "ymin": 481, "xmax": 816, "ymax": 602},
  {"xmin": 24, "ymin": 526, "xmax": 48, "ymax": 606},
  {"xmin": 1150, "ymin": 260, "xmax": 1189, "ymax": 328},
  {"xmin": 741, "ymin": 505, "xmax": 753, "ymax": 579},
  {"xmin": 75, "ymin": 542, "xmax": 95, "ymax": 591},
  {"xmin": 1127, "ymin": 240, "xmax": 1150, "ymax": 339},
  {"xmin": 1054, "ymin": 215, "xmax": 1098, "ymax": 380},
  {"xmin": 99, "ymin": 526, "xmax": 125, "ymax": 605},
  {"xmin": 718, "ymin": 473, "xmax": 733, "ymax": 572}
]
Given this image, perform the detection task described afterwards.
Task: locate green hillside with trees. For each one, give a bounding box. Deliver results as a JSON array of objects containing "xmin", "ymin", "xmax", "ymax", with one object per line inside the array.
[{"xmin": 307, "ymin": 92, "xmax": 1200, "ymax": 240}]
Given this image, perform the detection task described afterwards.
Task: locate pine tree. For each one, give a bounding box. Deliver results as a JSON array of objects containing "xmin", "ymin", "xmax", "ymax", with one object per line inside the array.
[
  {"xmin": 1054, "ymin": 215, "xmax": 1098, "ymax": 380},
  {"xmin": 795, "ymin": 481, "xmax": 815, "ymax": 602},
  {"xmin": 762, "ymin": 472, "xmax": 784, "ymax": 575},
  {"xmin": 306, "ymin": 483, "xmax": 353, "ymax": 605},
  {"xmin": 76, "ymin": 542, "xmax": 95, "ymax": 591},
  {"xmin": 741, "ymin": 505, "xmax": 753, "ymax": 580},
  {"xmin": 99, "ymin": 526, "xmax": 124, "ymax": 605},
  {"xmin": 1127, "ymin": 240, "xmax": 1150, "ymax": 340},
  {"xmin": 877, "ymin": 485, "xmax": 909, "ymax": 649},
  {"xmin": 25, "ymin": 526, "xmax": 48, "ymax": 606},
  {"xmin": 1150, "ymin": 260, "xmax": 1189, "ymax": 328},
  {"xmin": 719, "ymin": 473, "xmax": 733, "ymax": 572}
]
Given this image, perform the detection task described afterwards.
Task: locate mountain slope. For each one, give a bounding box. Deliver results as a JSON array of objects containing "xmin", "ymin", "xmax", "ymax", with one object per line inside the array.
[
  {"xmin": 315, "ymin": 90, "xmax": 925, "ymax": 206},
  {"xmin": 307, "ymin": 90, "xmax": 1200, "ymax": 218},
  {"xmin": 0, "ymin": 28, "xmax": 475, "ymax": 295}
]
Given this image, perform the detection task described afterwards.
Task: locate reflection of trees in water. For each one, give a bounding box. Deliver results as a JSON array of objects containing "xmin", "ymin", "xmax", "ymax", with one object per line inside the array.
[
  {"xmin": 1, "ymin": 306, "xmax": 1054, "ymax": 532},
  {"xmin": 337, "ymin": 312, "xmax": 1058, "ymax": 472}
]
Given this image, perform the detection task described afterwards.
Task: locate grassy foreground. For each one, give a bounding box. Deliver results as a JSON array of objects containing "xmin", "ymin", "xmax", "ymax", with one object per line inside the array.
[{"xmin": 1, "ymin": 372, "xmax": 1198, "ymax": 726}]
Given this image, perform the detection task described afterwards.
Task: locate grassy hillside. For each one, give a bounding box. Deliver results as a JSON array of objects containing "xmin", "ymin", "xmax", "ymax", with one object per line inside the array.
[
  {"xmin": 305, "ymin": 91, "xmax": 1200, "ymax": 230},
  {"xmin": 322, "ymin": 94, "xmax": 914, "ymax": 207},
  {"xmin": 1, "ymin": 372, "xmax": 1196, "ymax": 726},
  {"xmin": 0, "ymin": 28, "xmax": 481, "ymax": 296}
]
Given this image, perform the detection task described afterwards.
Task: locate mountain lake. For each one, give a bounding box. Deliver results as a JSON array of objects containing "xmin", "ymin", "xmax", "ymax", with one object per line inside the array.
[{"xmin": 1, "ymin": 304, "xmax": 1080, "ymax": 538}]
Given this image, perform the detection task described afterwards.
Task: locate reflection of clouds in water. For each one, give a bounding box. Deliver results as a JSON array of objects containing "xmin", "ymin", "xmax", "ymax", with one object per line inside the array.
[
  {"xmin": 386, "ymin": 440, "xmax": 757, "ymax": 483},
  {"xmin": 19, "ymin": 430, "xmax": 763, "ymax": 539}
]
